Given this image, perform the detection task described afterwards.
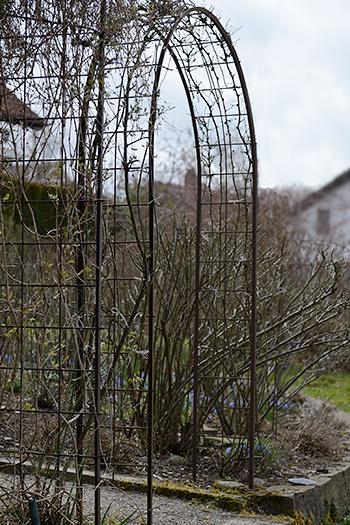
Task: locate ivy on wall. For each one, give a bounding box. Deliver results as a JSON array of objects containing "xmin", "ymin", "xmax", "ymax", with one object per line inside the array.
[{"xmin": 0, "ymin": 173, "xmax": 68, "ymax": 235}]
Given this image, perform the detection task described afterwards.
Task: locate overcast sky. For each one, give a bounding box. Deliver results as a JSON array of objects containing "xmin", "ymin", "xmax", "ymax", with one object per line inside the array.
[{"xmin": 198, "ymin": 0, "xmax": 350, "ymax": 188}]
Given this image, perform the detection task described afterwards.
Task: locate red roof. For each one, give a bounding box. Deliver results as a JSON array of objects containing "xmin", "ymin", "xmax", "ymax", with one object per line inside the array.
[{"xmin": 0, "ymin": 85, "xmax": 45, "ymax": 128}]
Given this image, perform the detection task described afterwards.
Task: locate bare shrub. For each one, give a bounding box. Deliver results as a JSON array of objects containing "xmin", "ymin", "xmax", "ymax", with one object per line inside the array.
[{"xmin": 293, "ymin": 396, "xmax": 344, "ymax": 457}]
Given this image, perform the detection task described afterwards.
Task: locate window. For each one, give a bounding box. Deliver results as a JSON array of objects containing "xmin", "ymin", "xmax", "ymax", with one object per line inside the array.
[{"xmin": 316, "ymin": 208, "xmax": 330, "ymax": 235}]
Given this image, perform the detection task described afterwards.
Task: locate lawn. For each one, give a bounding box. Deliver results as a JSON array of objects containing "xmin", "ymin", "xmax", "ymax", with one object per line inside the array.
[{"xmin": 303, "ymin": 371, "xmax": 350, "ymax": 413}]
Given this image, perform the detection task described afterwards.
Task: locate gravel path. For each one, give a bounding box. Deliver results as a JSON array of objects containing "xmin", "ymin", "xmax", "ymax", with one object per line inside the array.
[
  {"xmin": 0, "ymin": 473, "xmax": 291, "ymax": 524},
  {"xmin": 83, "ymin": 482, "xmax": 277, "ymax": 524}
]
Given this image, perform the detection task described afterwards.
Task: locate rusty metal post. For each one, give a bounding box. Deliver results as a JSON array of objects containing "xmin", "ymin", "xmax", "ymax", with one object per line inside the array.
[
  {"xmin": 147, "ymin": 183, "xmax": 155, "ymax": 525},
  {"xmin": 94, "ymin": 1, "xmax": 106, "ymax": 523},
  {"xmin": 76, "ymin": 77, "xmax": 87, "ymax": 525},
  {"xmin": 148, "ymin": 65, "xmax": 156, "ymax": 525},
  {"xmin": 192, "ymin": 148, "xmax": 202, "ymax": 482},
  {"xmin": 249, "ymin": 153, "xmax": 258, "ymax": 489}
]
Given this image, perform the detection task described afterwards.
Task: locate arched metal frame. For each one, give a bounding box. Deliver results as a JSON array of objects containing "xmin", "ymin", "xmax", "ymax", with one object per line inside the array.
[
  {"xmin": 147, "ymin": 6, "xmax": 258, "ymax": 520},
  {"xmin": 0, "ymin": 3, "xmax": 257, "ymax": 525}
]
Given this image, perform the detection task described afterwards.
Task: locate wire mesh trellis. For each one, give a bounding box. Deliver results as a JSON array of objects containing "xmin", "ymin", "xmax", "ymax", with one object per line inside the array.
[{"xmin": 0, "ymin": 1, "xmax": 257, "ymax": 524}]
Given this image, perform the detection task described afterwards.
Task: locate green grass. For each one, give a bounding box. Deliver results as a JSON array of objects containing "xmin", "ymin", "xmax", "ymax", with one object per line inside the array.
[{"xmin": 302, "ymin": 371, "xmax": 350, "ymax": 413}]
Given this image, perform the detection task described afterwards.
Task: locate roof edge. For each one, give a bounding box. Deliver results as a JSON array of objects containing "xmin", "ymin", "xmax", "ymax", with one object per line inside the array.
[{"xmin": 295, "ymin": 167, "xmax": 350, "ymax": 213}]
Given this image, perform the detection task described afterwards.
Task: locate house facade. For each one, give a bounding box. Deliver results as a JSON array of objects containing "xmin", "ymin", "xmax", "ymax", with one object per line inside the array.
[
  {"xmin": 0, "ymin": 85, "xmax": 61, "ymax": 184},
  {"xmin": 292, "ymin": 168, "xmax": 350, "ymax": 254},
  {"xmin": 1, "ymin": 84, "xmax": 44, "ymax": 162}
]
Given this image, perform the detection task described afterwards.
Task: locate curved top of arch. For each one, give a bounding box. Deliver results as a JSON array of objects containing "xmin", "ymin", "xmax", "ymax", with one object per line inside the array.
[{"xmin": 149, "ymin": 6, "xmax": 257, "ymax": 200}]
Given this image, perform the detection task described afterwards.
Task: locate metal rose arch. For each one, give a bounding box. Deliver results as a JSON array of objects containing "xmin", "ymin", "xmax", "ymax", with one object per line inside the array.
[
  {"xmin": 0, "ymin": 2, "xmax": 257, "ymax": 524},
  {"xmin": 147, "ymin": 6, "xmax": 258, "ymax": 521}
]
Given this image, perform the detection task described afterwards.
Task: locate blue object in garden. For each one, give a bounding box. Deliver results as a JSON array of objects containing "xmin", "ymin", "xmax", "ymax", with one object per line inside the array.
[{"xmin": 29, "ymin": 496, "xmax": 40, "ymax": 525}]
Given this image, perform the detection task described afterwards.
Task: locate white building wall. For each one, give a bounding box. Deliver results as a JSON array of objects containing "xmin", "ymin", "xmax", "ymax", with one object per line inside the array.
[{"xmin": 294, "ymin": 180, "xmax": 350, "ymax": 254}]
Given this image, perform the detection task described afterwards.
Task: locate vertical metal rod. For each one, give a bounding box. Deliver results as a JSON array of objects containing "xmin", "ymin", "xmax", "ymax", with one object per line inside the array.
[
  {"xmin": 76, "ymin": 19, "xmax": 103, "ymax": 525},
  {"xmin": 192, "ymin": 131, "xmax": 203, "ymax": 481},
  {"xmin": 76, "ymin": 125, "xmax": 85, "ymax": 525},
  {"xmin": 19, "ymin": 0, "xmax": 29, "ymax": 490},
  {"xmin": 76, "ymin": 57, "xmax": 90, "ymax": 525},
  {"xmin": 244, "ymin": 85, "xmax": 258, "ymax": 494},
  {"xmin": 57, "ymin": 0, "xmax": 67, "ymax": 486},
  {"xmin": 248, "ymin": 157, "xmax": 258, "ymax": 489},
  {"xmin": 94, "ymin": 2, "xmax": 106, "ymax": 523},
  {"xmin": 147, "ymin": 190, "xmax": 155, "ymax": 525},
  {"xmin": 76, "ymin": 28, "xmax": 104, "ymax": 524},
  {"xmin": 147, "ymin": 91, "xmax": 156, "ymax": 525}
]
